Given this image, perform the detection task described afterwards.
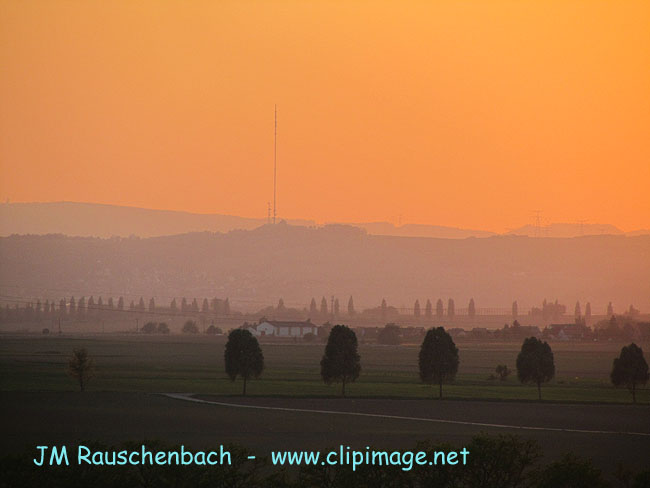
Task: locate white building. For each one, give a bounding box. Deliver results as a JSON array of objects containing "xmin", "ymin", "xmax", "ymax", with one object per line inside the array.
[{"xmin": 251, "ymin": 320, "xmax": 317, "ymax": 338}]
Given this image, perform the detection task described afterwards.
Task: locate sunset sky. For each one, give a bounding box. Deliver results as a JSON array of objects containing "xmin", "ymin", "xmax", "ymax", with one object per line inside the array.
[{"xmin": 1, "ymin": 1, "xmax": 649, "ymax": 232}]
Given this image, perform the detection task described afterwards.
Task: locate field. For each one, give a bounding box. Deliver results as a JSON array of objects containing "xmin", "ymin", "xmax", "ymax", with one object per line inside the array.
[
  {"xmin": 1, "ymin": 334, "xmax": 648, "ymax": 403},
  {"xmin": 1, "ymin": 334, "xmax": 649, "ymax": 477}
]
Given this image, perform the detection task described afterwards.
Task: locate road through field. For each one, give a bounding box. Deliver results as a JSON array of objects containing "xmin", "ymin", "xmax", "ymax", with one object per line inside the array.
[{"xmin": 164, "ymin": 393, "xmax": 650, "ymax": 437}]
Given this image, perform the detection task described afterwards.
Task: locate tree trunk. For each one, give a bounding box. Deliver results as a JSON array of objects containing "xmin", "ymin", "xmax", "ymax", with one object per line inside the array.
[
  {"xmin": 439, "ymin": 381, "xmax": 443, "ymax": 399},
  {"xmin": 537, "ymin": 382, "xmax": 541, "ymax": 401},
  {"xmin": 342, "ymin": 379, "xmax": 346, "ymax": 398},
  {"xmin": 79, "ymin": 376, "xmax": 84, "ymax": 392},
  {"xmin": 632, "ymin": 383, "xmax": 636, "ymax": 404},
  {"xmin": 242, "ymin": 377, "xmax": 247, "ymax": 396}
]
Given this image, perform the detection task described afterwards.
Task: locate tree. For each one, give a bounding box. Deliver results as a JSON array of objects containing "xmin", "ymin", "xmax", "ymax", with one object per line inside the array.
[
  {"xmin": 533, "ymin": 454, "xmax": 608, "ymax": 488},
  {"xmin": 425, "ymin": 299, "xmax": 432, "ymax": 319},
  {"xmin": 378, "ymin": 323, "xmax": 401, "ymax": 345},
  {"xmin": 149, "ymin": 298, "xmax": 156, "ymax": 312},
  {"xmin": 574, "ymin": 301, "xmax": 581, "ymax": 319},
  {"xmin": 610, "ymin": 343, "xmax": 649, "ymax": 403},
  {"xmin": 347, "ymin": 296, "xmax": 355, "ymax": 316},
  {"xmin": 381, "ymin": 299, "xmax": 387, "ymax": 320},
  {"xmin": 607, "ymin": 302, "xmax": 614, "ymax": 316},
  {"xmin": 142, "ymin": 321, "xmax": 157, "ymax": 334},
  {"xmin": 202, "ymin": 298, "xmax": 209, "ymax": 313},
  {"xmin": 138, "ymin": 297, "xmax": 145, "ymax": 311},
  {"xmin": 117, "ymin": 296, "xmax": 124, "ymax": 310},
  {"xmin": 585, "ymin": 302, "xmax": 591, "ymax": 322},
  {"xmin": 418, "ymin": 327, "xmax": 459, "ymax": 398},
  {"xmin": 320, "ymin": 325, "xmax": 361, "ymax": 397},
  {"xmin": 414, "ymin": 300, "xmax": 421, "ymax": 318},
  {"xmin": 224, "ymin": 329, "xmax": 264, "ymax": 395},
  {"xmin": 107, "ymin": 297, "xmax": 114, "ymax": 309},
  {"xmin": 170, "ymin": 298, "xmax": 177, "ymax": 312},
  {"xmin": 182, "ymin": 320, "xmax": 199, "ymax": 334},
  {"xmin": 495, "ymin": 364, "xmax": 510, "ymax": 381},
  {"xmin": 320, "ymin": 297, "xmax": 328, "ymax": 316},
  {"xmin": 468, "ymin": 298, "xmax": 476, "ymax": 319},
  {"xmin": 512, "ymin": 300, "xmax": 518, "ymax": 319},
  {"xmin": 276, "ymin": 298, "xmax": 285, "ymax": 312},
  {"xmin": 309, "ymin": 298, "xmax": 318, "ymax": 316},
  {"xmin": 436, "ymin": 299, "xmax": 444, "ymax": 319},
  {"xmin": 67, "ymin": 348, "xmax": 94, "ymax": 392},
  {"xmin": 157, "ymin": 322, "xmax": 170, "ymax": 334},
  {"xmin": 206, "ymin": 324, "xmax": 223, "ymax": 335},
  {"xmin": 223, "ymin": 298, "xmax": 230, "ymax": 315},
  {"xmin": 333, "ymin": 298, "xmax": 340, "ymax": 317},
  {"xmin": 516, "ymin": 337, "xmax": 555, "ymax": 400},
  {"xmin": 447, "ymin": 299, "xmax": 455, "ymax": 319}
]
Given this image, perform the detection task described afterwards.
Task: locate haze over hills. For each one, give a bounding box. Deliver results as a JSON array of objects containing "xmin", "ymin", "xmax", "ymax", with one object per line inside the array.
[
  {"xmin": 2, "ymin": 202, "xmax": 646, "ymax": 239},
  {"xmin": 0, "ymin": 223, "xmax": 648, "ymax": 313}
]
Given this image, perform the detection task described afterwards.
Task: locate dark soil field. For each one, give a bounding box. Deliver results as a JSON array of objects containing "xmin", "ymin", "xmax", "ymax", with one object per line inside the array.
[
  {"xmin": 1, "ymin": 391, "xmax": 649, "ymax": 473},
  {"xmin": 1, "ymin": 334, "xmax": 649, "ymax": 478}
]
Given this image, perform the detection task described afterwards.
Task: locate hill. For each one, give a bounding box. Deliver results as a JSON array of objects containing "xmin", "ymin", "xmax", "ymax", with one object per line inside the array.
[{"xmin": 0, "ymin": 223, "xmax": 648, "ymax": 312}]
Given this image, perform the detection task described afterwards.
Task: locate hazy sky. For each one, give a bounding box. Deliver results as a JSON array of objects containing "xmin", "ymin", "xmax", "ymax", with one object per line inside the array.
[{"xmin": 1, "ymin": 1, "xmax": 649, "ymax": 232}]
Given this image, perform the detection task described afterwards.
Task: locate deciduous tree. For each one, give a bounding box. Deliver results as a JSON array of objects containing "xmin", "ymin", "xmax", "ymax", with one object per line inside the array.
[
  {"xmin": 320, "ymin": 325, "xmax": 361, "ymax": 397},
  {"xmin": 418, "ymin": 327, "xmax": 459, "ymax": 398}
]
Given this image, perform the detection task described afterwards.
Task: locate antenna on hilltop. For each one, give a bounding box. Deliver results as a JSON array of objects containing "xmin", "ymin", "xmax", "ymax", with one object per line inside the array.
[{"xmin": 273, "ymin": 105, "xmax": 277, "ymax": 225}]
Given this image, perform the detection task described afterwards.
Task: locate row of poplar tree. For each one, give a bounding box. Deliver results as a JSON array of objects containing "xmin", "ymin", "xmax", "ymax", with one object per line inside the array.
[{"xmin": 223, "ymin": 325, "xmax": 649, "ymax": 403}]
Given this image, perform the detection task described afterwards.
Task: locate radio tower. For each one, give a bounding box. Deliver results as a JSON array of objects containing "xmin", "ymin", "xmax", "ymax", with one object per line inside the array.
[{"xmin": 273, "ymin": 105, "xmax": 277, "ymax": 224}]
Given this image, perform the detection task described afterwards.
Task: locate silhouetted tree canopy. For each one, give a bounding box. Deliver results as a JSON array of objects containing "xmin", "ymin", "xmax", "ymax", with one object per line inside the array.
[
  {"xmin": 224, "ymin": 328, "xmax": 264, "ymax": 395},
  {"xmin": 320, "ymin": 325, "xmax": 361, "ymax": 397},
  {"xmin": 347, "ymin": 296, "xmax": 355, "ymax": 316},
  {"xmin": 425, "ymin": 299, "xmax": 432, "ymax": 319},
  {"xmin": 418, "ymin": 327, "xmax": 459, "ymax": 398},
  {"xmin": 414, "ymin": 299, "xmax": 421, "ymax": 318},
  {"xmin": 436, "ymin": 299, "xmax": 444, "ymax": 318},
  {"xmin": 512, "ymin": 300, "xmax": 518, "ymax": 319},
  {"xmin": 182, "ymin": 320, "xmax": 198, "ymax": 334},
  {"xmin": 447, "ymin": 299, "xmax": 455, "ymax": 319},
  {"xmin": 378, "ymin": 323, "xmax": 401, "ymax": 345},
  {"xmin": 468, "ymin": 298, "xmax": 476, "ymax": 318},
  {"xmin": 516, "ymin": 337, "xmax": 555, "ymax": 400},
  {"xmin": 611, "ymin": 343, "xmax": 649, "ymax": 403},
  {"xmin": 67, "ymin": 348, "xmax": 94, "ymax": 392},
  {"xmin": 142, "ymin": 321, "xmax": 157, "ymax": 334}
]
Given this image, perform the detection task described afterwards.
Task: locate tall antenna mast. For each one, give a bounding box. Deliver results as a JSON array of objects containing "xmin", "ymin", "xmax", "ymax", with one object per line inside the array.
[{"xmin": 273, "ymin": 104, "xmax": 277, "ymax": 224}]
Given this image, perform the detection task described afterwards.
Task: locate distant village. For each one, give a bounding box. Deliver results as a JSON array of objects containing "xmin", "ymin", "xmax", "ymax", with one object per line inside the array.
[{"xmin": 1, "ymin": 294, "xmax": 648, "ymax": 344}]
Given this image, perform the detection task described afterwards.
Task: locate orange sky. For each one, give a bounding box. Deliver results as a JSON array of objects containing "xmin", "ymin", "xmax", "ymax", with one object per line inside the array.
[{"xmin": 1, "ymin": 1, "xmax": 649, "ymax": 232}]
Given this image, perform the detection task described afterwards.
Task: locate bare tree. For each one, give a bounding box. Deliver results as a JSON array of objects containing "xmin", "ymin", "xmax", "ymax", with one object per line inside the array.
[{"xmin": 67, "ymin": 348, "xmax": 94, "ymax": 392}]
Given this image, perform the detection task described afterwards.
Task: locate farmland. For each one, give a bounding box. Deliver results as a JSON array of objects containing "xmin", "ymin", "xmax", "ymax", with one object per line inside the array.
[
  {"xmin": 1, "ymin": 333, "xmax": 649, "ymax": 476},
  {"xmin": 1, "ymin": 334, "xmax": 648, "ymax": 403}
]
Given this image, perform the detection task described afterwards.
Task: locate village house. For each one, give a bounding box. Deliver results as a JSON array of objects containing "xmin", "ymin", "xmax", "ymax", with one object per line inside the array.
[{"xmin": 250, "ymin": 319, "xmax": 317, "ymax": 338}]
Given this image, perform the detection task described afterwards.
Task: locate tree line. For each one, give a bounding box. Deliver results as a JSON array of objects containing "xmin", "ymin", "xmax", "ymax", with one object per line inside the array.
[{"xmin": 219, "ymin": 326, "xmax": 649, "ymax": 403}]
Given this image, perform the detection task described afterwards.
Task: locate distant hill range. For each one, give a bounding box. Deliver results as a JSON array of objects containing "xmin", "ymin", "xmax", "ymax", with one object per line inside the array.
[
  {"xmin": 1, "ymin": 224, "xmax": 648, "ymax": 311},
  {"xmin": 1, "ymin": 202, "xmax": 646, "ymax": 238},
  {"xmin": 506, "ymin": 223, "xmax": 649, "ymax": 238}
]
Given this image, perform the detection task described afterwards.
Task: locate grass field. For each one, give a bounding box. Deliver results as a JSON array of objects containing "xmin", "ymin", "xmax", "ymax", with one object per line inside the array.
[
  {"xmin": 1, "ymin": 334, "xmax": 648, "ymax": 404},
  {"xmin": 1, "ymin": 334, "xmax": 650, "ymax": 477}
]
